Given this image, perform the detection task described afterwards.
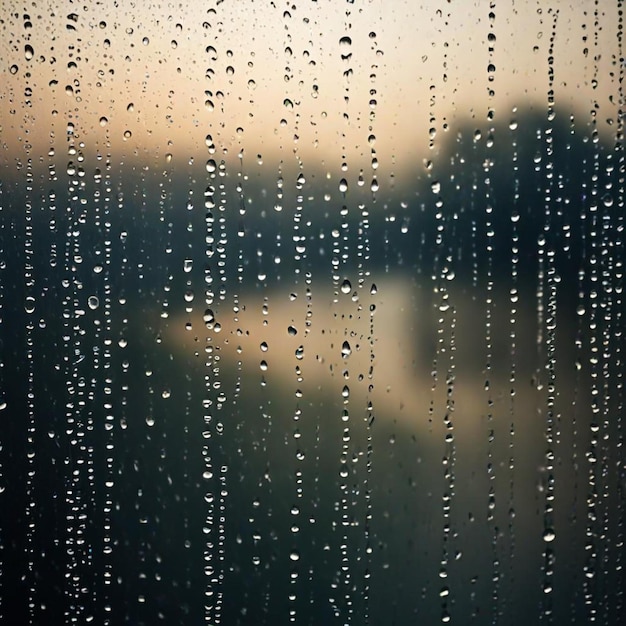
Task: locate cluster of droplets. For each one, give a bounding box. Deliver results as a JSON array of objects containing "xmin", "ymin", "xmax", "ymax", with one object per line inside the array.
[
  {"xmin": 506, "ymin": 106, "xmax": 520, "ymax": 586},
  {"xmin": 537, "ymin": 12, "xmax": 560, "ymax": 617},
  {"xmin": 200, "ymin": 124, "xmax": 224, "ymax": 623}
]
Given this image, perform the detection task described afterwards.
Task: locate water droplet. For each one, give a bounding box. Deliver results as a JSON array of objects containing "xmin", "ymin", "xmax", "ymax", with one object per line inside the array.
[
  {"xmin": 543, "ymin": 529, "xmax": 556, "ymax": 542},
  {"xmin": 341, "ymin": 341, "xmax": 352, "ymax": 358},
  {"xmin": 287, "ymin": 325, "xmax": 297, "ymax": 336},
  {"xmin": 341, "ymin": 279, "xmax": 352, "ymax": 294},
  {"xmin": 602, "ymin": 193, "xmax": 614, "ymax": 208},
  {"xmin": 88, "ymin": 295, "xmax": 99, "ymax": 310}
]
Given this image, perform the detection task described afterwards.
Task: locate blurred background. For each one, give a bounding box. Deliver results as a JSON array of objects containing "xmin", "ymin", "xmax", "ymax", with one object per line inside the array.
[{"xmin": 1, "ymin": 1, "xmax": 624, "ymax": 624}]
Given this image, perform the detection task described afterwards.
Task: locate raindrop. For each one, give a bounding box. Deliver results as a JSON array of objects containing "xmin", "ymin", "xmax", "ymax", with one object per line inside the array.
[
  {"xmin": 341, "ymin": 279, "xmax": 352, "ymax": 294},
  {"xmin": 88, "ymin": 295, "xmax": 99, "ymax": 310},
  {"xmin": 602, "ymin": 193, "xmax": 614, "ymax": 208},
  {"xmin": 339, "ymin": 35, "xmax": 352, "ymax": 60},
  {"xmin": 25, "ymin": 296, "xmax": 35, "ymax": 314}
]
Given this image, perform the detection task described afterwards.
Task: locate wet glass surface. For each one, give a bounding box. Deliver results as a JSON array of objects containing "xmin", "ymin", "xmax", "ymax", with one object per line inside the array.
[{"xmin": 0, "ymin": 3, "xmax": 624, "ymax": 624}]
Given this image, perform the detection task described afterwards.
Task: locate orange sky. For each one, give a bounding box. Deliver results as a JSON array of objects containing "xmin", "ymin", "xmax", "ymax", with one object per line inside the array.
[{"xmin": 1, "ymin": 1, "xmax": 621, "ymax": 177}]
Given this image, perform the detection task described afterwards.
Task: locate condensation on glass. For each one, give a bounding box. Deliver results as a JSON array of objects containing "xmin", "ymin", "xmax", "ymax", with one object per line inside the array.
[{"xmin": 0, "ymin": 2, "xmax": 623, "ymax": 624}]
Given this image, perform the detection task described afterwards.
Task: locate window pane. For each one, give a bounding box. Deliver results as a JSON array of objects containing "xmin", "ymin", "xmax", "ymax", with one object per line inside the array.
[{"xmin": 1, "ymin": 2, "xmax": 623, "ymax": 624}]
